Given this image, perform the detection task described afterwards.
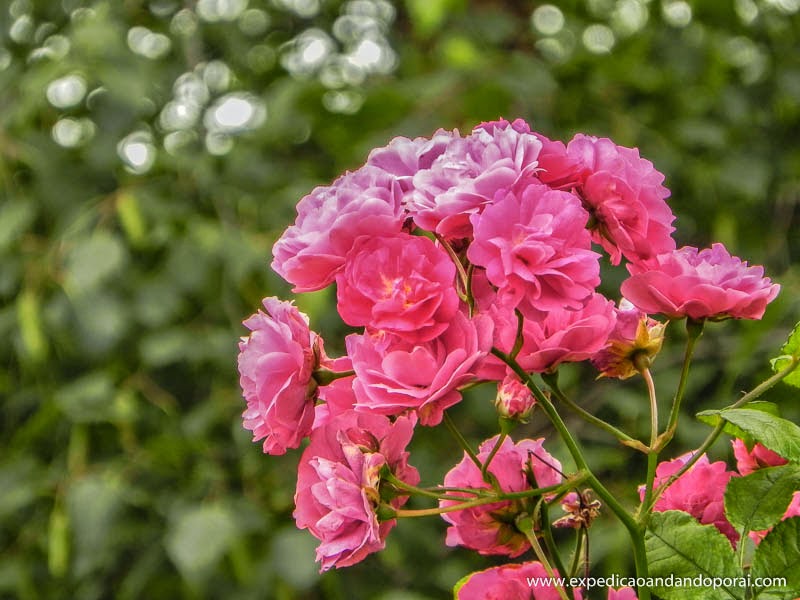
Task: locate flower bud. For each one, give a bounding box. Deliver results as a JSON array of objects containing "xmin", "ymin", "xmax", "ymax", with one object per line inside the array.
[{"xmin": 494, "ymin": 375, "xmax": 536, "ymax": 421}]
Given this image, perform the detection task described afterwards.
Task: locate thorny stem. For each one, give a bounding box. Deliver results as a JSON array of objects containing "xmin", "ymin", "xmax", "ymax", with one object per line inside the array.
[
  {"xmin": 656, "ymin": 319, "xmax": 704, "ymax": 451},
  {"xmin": 492, "ymin": 348, "xmax": 651, "ymax": 599},
  {"xmin": 543, "ymin": 372, "xmax": 649, "ymax": 453},
  {"xmin": 647, "ymin": 354, "xmax": 800, "ymax": 511}
]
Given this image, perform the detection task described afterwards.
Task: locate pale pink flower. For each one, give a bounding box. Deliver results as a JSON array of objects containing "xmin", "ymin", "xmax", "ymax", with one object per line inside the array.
[
  {"xmin": 621, "ymin": 244, "xmax": 781, "ymax": 320},
  {"xmin": 457, "ymin": 562, "xmax": 576, "ymax": 600},
  {"xmin": 271, "ymin": 166, "xmax": 405, "ymax": 292},
  {"xmin": 566, "ymin": 134, "xmax": 675, "ymax": 265},
  {"xmin": 732, "ymin": 439, "xmax": 787, "ymax": 476},
  {"xmin": 408, "ymin": 119, "xmax": 543, "ymax": 239},
  {"xmin": 480, "ymin": 293, "xmax": 616, "ymax": 377},
  {"xmin": 312, "ymin": 356, "xmax": 357, "ymax": 430},
  {"xmin": 441, "ymin": 435, "xmax": 562, "ymax": 557},
  {"xmin": 591, "ymin": 300, "xmax": 666, "ymax": 379},
  {"xmin": 467, "ymin": 183, "xmax": 600, "ymax": 312},
  {"xmin": 366, "ymin": 129, "xmax": 454, "ymax": 192},
  {"xmin": 495, "ymin": 374, "xmax": 536, "ymax": 421},
  {"xmin": 335, "ymin": 233, "xmax": 459, "ymax": 342},
  {"xmin": 347, "ymin": 312, "xmax": 492, "ymax": 426},
  {"xmin": 238, "ymin": 297, "xmax": 321, "ymax": 455},
  {"xmin": 642, "ymin": 452, "xmax": 739, "ymax": 544},
  {"xmin": 293, "ymin": 411, "xmax": 419, "ymax": 571}
]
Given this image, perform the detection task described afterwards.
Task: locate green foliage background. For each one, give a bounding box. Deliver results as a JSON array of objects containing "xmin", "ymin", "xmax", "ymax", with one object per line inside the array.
[{"xmin": 1, "ymin": 1, "xmax": 799, "ymax": 598}]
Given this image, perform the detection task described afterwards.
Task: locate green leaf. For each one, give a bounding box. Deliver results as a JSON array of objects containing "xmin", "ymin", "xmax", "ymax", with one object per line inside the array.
[
  {"xmin": 716, "ymin": 409, "xmax": 800, "ymax": 463},
  {"xmin": 696, "ymin": 402, "xmax": 778, "ymax": 444},
  {"xmin": 724, "ymin": 465, "xmax": 800, "ymax": 534},
  {"xmin": 645, "ymin": 511, "xmax": 744, "ymax": 600},
  {"xmin": 771, "ymin": 321, "xmax": 800, "ymax": 388},
  {"xmin": 751, "ymin": 517, "xmax": 800, "ymax": 597}
]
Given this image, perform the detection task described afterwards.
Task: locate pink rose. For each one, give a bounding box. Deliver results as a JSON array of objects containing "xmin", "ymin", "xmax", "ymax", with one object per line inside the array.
[
  {"xmin": 408, "ymin": 119, "xmax": 543, "ymax": 239},
  {"xmin": 293, "ymin": 411, "xmax": 419, "ymax": 571},
  {"xmin": 621, "ymin": 244, "xmax": 781, "ymax": 320},
  {"xmin": 591, "ymin": 300, "xmax": 666, "ymax": 380},
  {"xmin": 642, "ymin": 452, "xmax": 739, "ymax": 544},
  {"xmin": 732, "ymin": 439, "xmax": 788, "ymax": 475},
  {"xmin": 531, "ymin": 132, "xmax": 583, "ymax": 190},
  {"xmin": 457, "ymin": 562, "xmax": 576, "ymax": 600},
  {"xmin": 335, "ymin": 233, "xmax": 460, "ymax": 342},
  {"xmin": 366, "ymin": 129, "xmax": 454, "ymax": 193},
  {"xmin": 238, "ymin": 297, "xmax": 321, "ymax": 455},
  {"xmin": 467, "ymin": 183, "xmax": 600, "ymax": 312},
  {"xmin": 347, "ymin": 312, "xmax": 492, "ymax": 425},
  {"xmin": 480, "ymin": 293, "xmax": 617, "ymax": 377},
  {"xmin": 271, "ymin": 166, "xmax": 405, "ymax": 292},
  {"xmin": 566, "ymin": 134, "xmax": 676, "ymax": 265},
  {"xmin": 441, "ymin": 435, "xmax": 562, "ymax": 557},
  {"xmin": 607, "ymin": 588, "xmax": 639, "ymax": 600}
]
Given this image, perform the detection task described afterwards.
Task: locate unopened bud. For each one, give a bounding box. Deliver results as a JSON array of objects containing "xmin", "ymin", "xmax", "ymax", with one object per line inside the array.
[{"xmin": 495, "ymin": 375, "xmax": 536, "ymax": 421}]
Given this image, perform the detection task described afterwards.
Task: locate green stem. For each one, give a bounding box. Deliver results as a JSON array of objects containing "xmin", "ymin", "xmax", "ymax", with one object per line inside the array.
[
  {"xmin": 543, "ymin": 372, "xmax": 649, "ymax": 453},
  {"xmin": 638, "ymin": 368, "xmax": 660, "ymax": 526},
  {"xmin": 656, "ymin": 319, "xmax": 704, "ymax": 451},
  {"xmin": 537, "ymin": 498, "xmax": 571, "ymax": 585},
  {"xmin": 648, "ymin": 354, "xmax": 800, "ymax": 510},
  {"xmin": 516, "ymin": 514, "xmax": 571, "ymax": 600},
  {"xmin": 481, "ymin": 432, "xmax": 508, "ymax": 481},
  {"xmin": 383, "ymin": 474, "xmax": 479, "ymax": 502},
  {"xmin": 569, "ymin": 528, "xmax": 586, "ymax": 579},
  {"xmin": 493, "ymin": 348, "xmax": 651, "ymax": 599},
  {"xmin": 443, "ymin": 412, "xmax": 482, "ymax": 471}
]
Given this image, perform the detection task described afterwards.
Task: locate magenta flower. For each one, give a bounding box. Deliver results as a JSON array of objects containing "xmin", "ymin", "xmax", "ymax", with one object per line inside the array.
[
  {"xmin": 441, "ymin": 435, "xmax": 562, "ymax": 557},
  {"xmin": 530, "ymin": 132, "xmax": 583, "ymax": 191},
  {"xmin": 481, "ymin": 293, "xmax": 616, "ymax": 377},
  {"xmin": 407, "ymin": 119, "xmax": 543, "ymax": 239},
  {"xmin": 335, "ymin": 233, "xmax": 460, "ymax": 342},
  {"xmin": 238, "ymin": 297, "xmax": 321, "ymax": 455},
  {"xmin": 566, "ymin": 134, "xmax": 676, "ymax": 265},
  {"xmin": 467, "ymin": 183, "xmax": 600, "ymax": 312},
  {"xmin": 293, "ymin": 411, "xmax": 419, "ymax": 572},
  {"xmin": 642, "ymin": 452, "xmax": 739, "ymax": 544},
  {"xmin": 457, "ymin": 562, "xmax": 576, "ymax": 600},
  {"xmin": 271, "ymin": 166, "xmax": 405, "ymax": 292},
  {"xmin": 347, "ymin": 312, "xmax": 492, "ymax": 426},
  {"xmin": 732, "ymin": 439, "xmax": 788, "ymax": 475},
  {"xmin": 621, "ymin": 243, "xmax": 781, "ymax": 320}
]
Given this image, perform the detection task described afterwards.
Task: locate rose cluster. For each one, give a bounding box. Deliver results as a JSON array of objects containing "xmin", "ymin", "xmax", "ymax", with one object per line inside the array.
[{"xmin": 237, "ymin": 118, "xmax": 781, "ymax": 594}]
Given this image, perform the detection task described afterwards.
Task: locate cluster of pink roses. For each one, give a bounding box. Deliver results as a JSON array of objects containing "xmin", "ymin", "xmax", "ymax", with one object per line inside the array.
[{"xmin": 238, "ymin": 118, "xmax": 782, "ymax": 596}]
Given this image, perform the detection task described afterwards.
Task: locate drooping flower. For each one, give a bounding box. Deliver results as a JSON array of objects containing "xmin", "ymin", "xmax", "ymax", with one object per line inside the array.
[
  {"xmin": 293, "ymin": 411, "xmax": 419, "ymax": 572},
  {"xmin": 347, "ymin": 312, "xmax": 492, "ymax": 426},
  {"xmin": 621, "ymin": 243, "xmax": 781, "ymax": 321},
  {"xmin": 335, "ymin": 233, "xmax": 460, "ymax": 342},
  {"xmin": 441, "ymin": 435, "xmax": 562, "ymax": 557},
  {"xmin": 495, "ymin": 374, "xmax": 536, "ymax": 421},
  {"xmin": 456, "ymin": 562, "xmax": 576, "ymax": 600},
  {"xmin": 238, "ymin": 297, "xmax": 321, "ymax": 455},
  {"xmin": 467, "ymin": 183, "xmax": 600, "ymax": 312},
  {"xmin": 407, "ymin": 119, "xmax": 544, "ymax": 239},
  {"xmin": 731, "ymin": 439, "xmax": 788, "ymax": 476},
  {"xmin": 642, "ymin": 452, "xmax": 739, "ymax": 544},
  {"xmin": 591, "ymin": 299, "xmax": 666, "ymax": 379},
  {"xmin": 552, "ymin": 490, "xmax": 602, "ymax": 530},
  {"xmin": 271, "ymin": 166, "xmax": 405, "ymax": 292},
  {"xmin": 566, "ymin": 134, "xmax": 676, "ymax": 265}
]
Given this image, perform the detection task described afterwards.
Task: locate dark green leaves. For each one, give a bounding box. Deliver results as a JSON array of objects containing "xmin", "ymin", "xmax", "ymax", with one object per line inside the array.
[
  {"xmin": 724, "ymin": 465, "xmax": 800, "ymax": 534},
  {"xmin": 646, "ymin": 511, "xmax": 743, "ymax": 600},
  {"xmin": 751, "ymin": 518, "xmax": 800, "ymax": 599},
  {"xmin": 771, "ymin": 321, "xmax": 800, "ymax": 388},
  {"xmin": 714, "ymin": 409, "xmax": 800, "ymax": 463}
]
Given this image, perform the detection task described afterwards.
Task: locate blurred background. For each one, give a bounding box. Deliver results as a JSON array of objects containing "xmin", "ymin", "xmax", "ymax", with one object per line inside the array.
[{"xmin": 1, "ymin": 0, "xmax": 799, "ymax": 598}]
